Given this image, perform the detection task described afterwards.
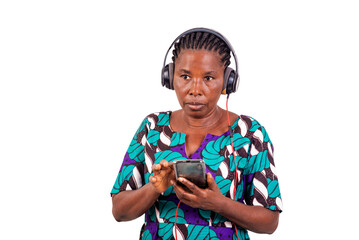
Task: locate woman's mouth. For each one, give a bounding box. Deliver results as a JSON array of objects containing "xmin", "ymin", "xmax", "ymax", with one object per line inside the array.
[{"xmin": 186, "ymin": 102, "xmax": 205, "ymax": 111}]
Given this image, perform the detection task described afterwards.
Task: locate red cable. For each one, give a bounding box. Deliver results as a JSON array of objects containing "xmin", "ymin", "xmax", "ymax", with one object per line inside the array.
[
  {"xmin": 174, "ymin": 200, "xmax": 181, "ymax": 240},
  {"xmin": 226, "ymin": 96, "xmax": 238, "ymax": 198},
  {"xmin": 226, "ymin": 95, "xmax": 240, "ymax": 240}
]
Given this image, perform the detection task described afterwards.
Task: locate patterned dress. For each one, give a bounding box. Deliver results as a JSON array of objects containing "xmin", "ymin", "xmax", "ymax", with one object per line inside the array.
[{"xmin": 111, "ymin": 111, "xmax": 282, "ymax": 240}]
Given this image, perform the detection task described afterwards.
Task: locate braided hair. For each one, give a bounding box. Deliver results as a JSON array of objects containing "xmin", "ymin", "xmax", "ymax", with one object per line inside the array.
[{"xmin": 171, "ymin": 31, "xmax": 231, "ymax": 68}]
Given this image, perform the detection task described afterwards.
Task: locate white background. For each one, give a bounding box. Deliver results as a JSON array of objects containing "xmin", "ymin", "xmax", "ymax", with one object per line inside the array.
[{"xmin": 1, "ymin": 0, "xmax": 358, "ymax": 239}]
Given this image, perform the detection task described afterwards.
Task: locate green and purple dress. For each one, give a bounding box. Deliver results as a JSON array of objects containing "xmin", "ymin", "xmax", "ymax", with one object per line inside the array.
[{"xmin": 111, "ymin": 111, "xmax": 282, "ymax": 240}]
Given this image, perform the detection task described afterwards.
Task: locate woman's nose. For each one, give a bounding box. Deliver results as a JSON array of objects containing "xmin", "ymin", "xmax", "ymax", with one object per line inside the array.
[{"xmin": 189, "ymin": 78, "xmax": 202, "ymax": 96}]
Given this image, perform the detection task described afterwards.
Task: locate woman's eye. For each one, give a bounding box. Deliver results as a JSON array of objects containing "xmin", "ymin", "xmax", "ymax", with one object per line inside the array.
[
  {"xmin": 204, "ymin": 76, "xmax": 213, "ymax": 81},
  {"xmin": 181, "ymin": 75, "xmax": 190, "ymax": 80}
]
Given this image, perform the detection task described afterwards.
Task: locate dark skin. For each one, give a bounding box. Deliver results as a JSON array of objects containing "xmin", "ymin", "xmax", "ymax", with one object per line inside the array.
[{"xmin": 112, "ymin": 49, "xmax": 279, "ymax": 234}]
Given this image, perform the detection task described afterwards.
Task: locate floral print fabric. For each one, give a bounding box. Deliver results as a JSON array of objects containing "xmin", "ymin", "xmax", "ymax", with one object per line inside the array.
[{"xmin": 111, "ymin": 111, "xmax": 282, "ymax": 240}]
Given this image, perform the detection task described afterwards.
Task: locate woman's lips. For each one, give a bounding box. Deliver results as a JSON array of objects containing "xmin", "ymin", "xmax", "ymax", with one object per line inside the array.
[{"xmin": 186, "ymin": 102, "xmax": 205, "ymax": 111}]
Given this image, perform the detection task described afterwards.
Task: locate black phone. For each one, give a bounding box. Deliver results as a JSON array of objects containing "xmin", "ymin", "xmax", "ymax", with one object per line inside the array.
[{"xmin": 174, "ymin": 159, "xmax": 208, "ymax": 191}]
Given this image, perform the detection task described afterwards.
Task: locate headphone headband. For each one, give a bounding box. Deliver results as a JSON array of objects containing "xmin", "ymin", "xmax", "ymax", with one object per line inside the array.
[{"xmin": 162, "ymin": 27, "xmax": 239, "ymax": 81}]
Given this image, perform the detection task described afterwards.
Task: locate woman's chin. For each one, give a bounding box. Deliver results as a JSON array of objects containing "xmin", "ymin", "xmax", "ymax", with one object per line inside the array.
[{"xmin": 183, "ymin": 106, "xmax": 208, "ymax": 118}]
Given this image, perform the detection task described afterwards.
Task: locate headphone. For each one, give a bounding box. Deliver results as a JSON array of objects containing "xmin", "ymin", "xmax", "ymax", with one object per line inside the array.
[{"xmin": 161, "ymin": 27, "xmax": 240, "ymax": 95}]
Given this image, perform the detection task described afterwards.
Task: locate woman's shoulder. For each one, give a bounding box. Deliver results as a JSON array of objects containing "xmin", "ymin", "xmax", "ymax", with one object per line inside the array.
[
  {"xmin": 142, "ymin": 111, "xmax": 172, "ymax": 129},
  {"xmin": 144, "ymin": 111, "xmax": 171, "ymax": 119},
  {"xmin": 233, "ymin": 114, "xmax": 269, "ymax": 138},
  {"xmin": 236, "ymin": 114, "xmax": 261, "ymax": 128}
]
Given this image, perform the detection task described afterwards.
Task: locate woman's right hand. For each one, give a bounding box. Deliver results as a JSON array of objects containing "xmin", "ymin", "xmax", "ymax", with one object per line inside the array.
[{"xmin": 149, "ymin": 160, "xmax": 175, "ymax": 194}]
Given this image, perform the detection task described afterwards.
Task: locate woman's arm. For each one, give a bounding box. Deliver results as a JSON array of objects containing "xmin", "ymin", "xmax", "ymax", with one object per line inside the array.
[
  {"xmin": 112, "ymin": 183, "xmax": 160, "ymax": 222},
  {"xmin": 112, "ymin": 160, "xmax": 175, "ymax": 222},
  {"xmin": 216, "ymin": 195, "xmax": 279, "ymax": 234},
  {"xmin": 172, "ymin": 173, "xmax": 279, "ymax": 234}
]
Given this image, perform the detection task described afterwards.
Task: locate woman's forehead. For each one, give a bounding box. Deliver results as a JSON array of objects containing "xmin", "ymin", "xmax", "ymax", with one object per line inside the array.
[{"xmin": 175, "ymin": 49, "xmax": 224, "ymax": 69}]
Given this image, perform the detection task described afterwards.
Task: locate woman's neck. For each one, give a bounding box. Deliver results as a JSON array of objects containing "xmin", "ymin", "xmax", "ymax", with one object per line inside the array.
[{"xmin": 181, "ymin": 106, "xmax": 224, "ymax": 130}]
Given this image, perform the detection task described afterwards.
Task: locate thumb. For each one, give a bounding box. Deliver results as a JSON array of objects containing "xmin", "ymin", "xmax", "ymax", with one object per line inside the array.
[{"xmin": 207, "ymin": 173, "xmax": 216, "ymax": 188}]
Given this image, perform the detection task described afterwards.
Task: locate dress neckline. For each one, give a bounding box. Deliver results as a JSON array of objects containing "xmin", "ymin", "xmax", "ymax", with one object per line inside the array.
[{"xmin": 166, "ymin": 110, "xmax": 240, "ymax": 137}]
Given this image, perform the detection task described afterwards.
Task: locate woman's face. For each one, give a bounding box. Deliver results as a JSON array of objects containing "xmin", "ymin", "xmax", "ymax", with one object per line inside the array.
[{"xmin": 173, "ymin": 49, "xmax": 225, "ymax": 118}]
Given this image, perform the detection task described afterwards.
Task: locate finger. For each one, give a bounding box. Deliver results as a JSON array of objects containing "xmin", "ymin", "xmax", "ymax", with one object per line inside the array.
[
  {"xmin": 172, "ymin": 182, "xmax": 187, "ymax": 199},
  {"xmin": 149, "ymin": 176, "xmax": 156, "ymax": 183},
  {"xmin": 178, "ymin": 177, "xmax": 200, "ymax": 195},
  {"xmin": 207, "ymin": 173, "xmax": 214, "ymax": 185},
  {"xmin": 173, "ymin": 181, "xmax": 197, "ymax": 203},
  {"xmin": 152, "ymin": 163, "xmax": 160, "ymax": 172},
  {"xmin": 206, "ymin": 173, "xmax": 220, "ymax": 191},
  {"xmin": 157, "ymin": 161, "xmax": 175, "ymax": 178},
  {"xmin": 159, "ymin": 159, "xmax": 169, "ymax": 167},
  {"xmin": 160, "ymin": 160, "xmax": 175, "ymax": 173},
  {"xmin": 150, "ymin": 175, "xmax": 162, "ymax": 182},
  {"xmin": 167, "ymin": 162, "xmax": 174, "ymax": 169}
]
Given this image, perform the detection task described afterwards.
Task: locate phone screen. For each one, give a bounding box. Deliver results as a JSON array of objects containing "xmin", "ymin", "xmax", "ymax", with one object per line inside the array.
[{"xmin": 174, "ymin": 159, "xmax": 207, "ymax": 190}]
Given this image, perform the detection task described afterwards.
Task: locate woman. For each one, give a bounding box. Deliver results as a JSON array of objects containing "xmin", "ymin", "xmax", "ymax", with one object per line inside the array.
[{"xmin": 111, "ymin": 28, "xmax": 282, "ymax": 240}]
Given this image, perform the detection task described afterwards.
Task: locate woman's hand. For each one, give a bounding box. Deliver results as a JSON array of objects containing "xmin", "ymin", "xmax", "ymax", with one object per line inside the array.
[
  {"xmin": 172, "ymin": 172, "xmax": 224, "ymax": 211},
  {"xmin": 173, "ymin": 172, "xmax": 279, "ymax": 234},
  {"xmin": 112, "ymin": 161, "xmax": 174, "ymax": 222},
  {"xmin": 149, "ymin": 160, "xmax": 176, "ymax": 194}
]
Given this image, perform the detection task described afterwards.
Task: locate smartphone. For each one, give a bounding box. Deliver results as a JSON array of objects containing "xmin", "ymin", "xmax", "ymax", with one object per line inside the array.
[{"xmin": 174, "ymin": 159, "xmax": 208, "ymax": 191}]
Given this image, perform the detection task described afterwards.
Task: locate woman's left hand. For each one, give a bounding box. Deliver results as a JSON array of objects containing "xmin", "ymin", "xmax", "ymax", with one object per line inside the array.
[{"xmin": 172, "ymin": 173, "xmax": 225, "ymax": 211}]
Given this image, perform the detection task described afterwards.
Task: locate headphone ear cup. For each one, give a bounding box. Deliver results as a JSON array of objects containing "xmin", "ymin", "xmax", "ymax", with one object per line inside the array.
[
  {"xmin": 168, "ymin": 63, "xmax": 174, "ymax": 90},
  {"xmin": 161, "ymin": 63, "xmax": 174, "ymax": 90},
  {"xmin": 222, "ymin": 67, "xmax": 237, "ymax": 94}
]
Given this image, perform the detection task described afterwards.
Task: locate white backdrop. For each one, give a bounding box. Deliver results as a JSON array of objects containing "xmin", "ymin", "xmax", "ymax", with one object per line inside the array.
[{"xmin": 1, "ymin": 0, "xmax": 358, "ymax": 239}]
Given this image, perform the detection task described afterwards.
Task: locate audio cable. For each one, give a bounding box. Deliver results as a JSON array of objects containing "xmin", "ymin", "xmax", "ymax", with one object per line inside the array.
[
  {"xmin": 226, "ymin": 94, "xmax": 240, "ymax": 240},
  {"xmin": 174, "ymin": 200, "xmax": 181, "ymax": 240}
]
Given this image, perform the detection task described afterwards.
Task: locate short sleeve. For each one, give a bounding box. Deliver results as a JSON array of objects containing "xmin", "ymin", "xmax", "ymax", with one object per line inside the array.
[
  {"xmin": 110, "ymin": 118, "xmax": 148, "ymax": 195},
  {"xmin": 243, "ymin": 120, "xmax": 283, "ymax": 212}
]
